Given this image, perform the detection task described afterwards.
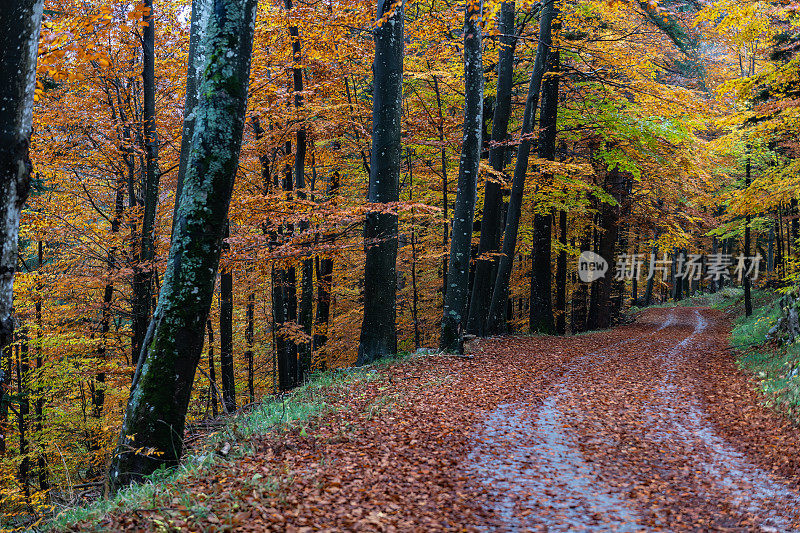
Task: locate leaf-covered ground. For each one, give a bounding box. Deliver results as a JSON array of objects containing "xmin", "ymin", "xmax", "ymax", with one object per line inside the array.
[{"xmin": 75, "ymin": 307, "xmax": 800, "ymax": 531}]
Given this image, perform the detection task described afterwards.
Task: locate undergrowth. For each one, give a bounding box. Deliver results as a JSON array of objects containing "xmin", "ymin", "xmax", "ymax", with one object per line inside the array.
[
  {"xmin": 39, "ymin": 361, "xmax": 400, "ymax": 532},
  {"xmin": 729, "ymin": 289, "xmax": 800, "ymax": 420}
]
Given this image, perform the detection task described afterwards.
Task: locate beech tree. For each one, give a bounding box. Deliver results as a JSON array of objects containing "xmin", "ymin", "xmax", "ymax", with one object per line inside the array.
[
  {"xmin": 529, "ymin": 49, "xmax": 560, "ymax": 334},
  {"xmin": 441, "ymin": 0, "xmax": 484, "ymax": 352},
  {"xmin": 357, "ymin": 0, "xmax": 404, "ymax": 365},
  {"xmin": 467, "ymin": 0, "xmax": 517, "ymax": 337},
  {"xmin": 108, "ymin": 0, "xmax": 258, "ymax": 491},
  {"xmin": 486, "ymin": 0, "xmax": 556, "ymax": 334},
  {"xmin": 0, "ymin": 0, "xmax": 44, "ymax": 458}
]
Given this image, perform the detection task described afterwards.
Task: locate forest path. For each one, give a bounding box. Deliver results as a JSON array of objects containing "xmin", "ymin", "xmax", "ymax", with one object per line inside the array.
[
  {"xmin": 91, "ymin": 307, "xmax": 800, "ymax": 532},
  {"xmin": 470, "ymin": 307, "xmax": 800, "ymax": 531}
]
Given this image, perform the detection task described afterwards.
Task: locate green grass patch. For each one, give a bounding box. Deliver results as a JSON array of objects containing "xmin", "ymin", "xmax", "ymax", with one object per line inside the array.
[
  {"xmin": 42, "ymin": 362, "xmax": 398, "ymax": 532},
  {"xmin": 730, "ymin": 290, "xmax": 800, "ymax": 420}
]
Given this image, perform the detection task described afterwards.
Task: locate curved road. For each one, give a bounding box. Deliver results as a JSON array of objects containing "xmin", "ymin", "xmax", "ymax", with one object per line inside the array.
[{"xmin": 472, "ymin": 307, "xmax": 800, "ymax": 532}]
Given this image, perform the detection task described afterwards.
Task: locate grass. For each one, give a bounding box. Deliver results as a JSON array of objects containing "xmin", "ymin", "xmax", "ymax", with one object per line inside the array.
[
  {"xmin": 40, "ymin": 361, "xmax": 400, "ymax": 532},
  {"xmin": 729, "ymin": 289, "xmax": 800, "ymax": 419}
]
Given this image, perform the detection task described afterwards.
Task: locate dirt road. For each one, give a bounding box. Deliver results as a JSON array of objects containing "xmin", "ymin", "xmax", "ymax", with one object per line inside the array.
[{"xmin": 472, "ymin": 307, "xmax": 800, "ymax": 531}]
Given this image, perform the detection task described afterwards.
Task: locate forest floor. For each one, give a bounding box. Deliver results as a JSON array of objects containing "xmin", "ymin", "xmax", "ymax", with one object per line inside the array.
[{"xmin": 72, "ymin": 306, "xmax": 800, "ymax": 532}]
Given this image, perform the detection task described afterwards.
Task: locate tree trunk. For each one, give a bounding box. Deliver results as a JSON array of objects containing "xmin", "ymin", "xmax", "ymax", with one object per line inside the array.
[
  {"xmin": 744, "ymin": 156, "xmax": 752, "ymax": 316},
  {"xmin": 0, "ymin": 0, "xmax": 43, "ymax": 456},
  {"xmin": 529, "ymin": 49, "xmax": 560, "ymax": 334},
  {"xmin": 467, "ymin": 0, "xmax": 517, "ymax": 336},
  {"xmin": 312, "ymin": 166, "xmax": 339, "ymax": 370},
  {"xmin": 431, "ymin": 73, "xmax": 449, "ymax": 301},
  {"xmin": 220, "ymin": 222, "xmax": 236, "ymax": 412},
  {"xmin": 285, "ymin": 0, "xmax": 314, "ymax": 383},
  {"xmin": 586, "ymin": 166, "xmax": 623, "ymax": 330},
  {"xmin": 132, "ymin": 0, "xmax": 162, "ymax": 365},
  {"xmin": 486, "ymin": 0, "xmax": 556, "ymax": 334},
  {"xmin": 207, "ymin": 319, "xmax": 218, "ymax": 417},
  {"xmin": 440, "ymin": 0, "xmax": 484, "ymax": 352},
  {"xmin": 108, "ymin": 0, "xmax": 257, "ymax": 492},
  {"xmin": 245, "ymin": 291, "xmax": 254, "ymax": 402},
  {"xmin": 555, "ymin": 210, "xmax": 567, "ymax": 334},
  {"xmin": 174, "ymin": 0, "xmax": 206, "ymax": 230},
  {"xmin": 357, "ymin": 0, "xmax": 404, "ymax": 365}
]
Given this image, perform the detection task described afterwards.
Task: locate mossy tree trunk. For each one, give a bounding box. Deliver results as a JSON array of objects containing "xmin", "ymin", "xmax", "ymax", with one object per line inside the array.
[
  {"xmin": 441, "ymin": 0, "xmax": 484, "ymax": 353},
  {"xmin": 357, "ymin": 0, "xmax": 404, "ymax": 365},
  {"xmin": 108, "ymin": 0, "xmax": 258, "ymax": 493}
]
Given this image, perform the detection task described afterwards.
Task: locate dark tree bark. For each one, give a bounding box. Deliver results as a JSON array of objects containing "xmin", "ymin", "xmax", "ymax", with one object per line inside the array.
[
  {"xmin": 586, "ymin": 166, "xmax": 623, "ymax": 330},
  {"xmin": 744, "ymin": 156, "xmax": 752, "ymax": 316},
  {"xmin": 245, "ymin": 291, "xmax": 254, "ymax": 402},
  {"xmin": 431, "ymin": 73, "xmax": 449, "ymax": 299},
  {"xmin": 357, "ymin": 0, "xmax": 404, "ymax": 365},
  {"xmin": 285, "ymin": 0, "xmax": 314, "ymax": 383},
  {"xmin": 206, "ymin": 319, "xmax": 218, "ymax": 417},
  {"xmin": 571, "ymin": 227, "xmax": 591, "ymax": 332},
  {"xmin": 220, "ymin": 221, "xmax": 236, "ymax": 412},
  {"xmin": 108, "ymin": 0, "xmax": 257, "ymax": 492},
  {"xmin": 486, "ymin": 0, "xmax": 556, "ymax": 334},
  {"xmin": 643, "ymin": 233, "xmax": 659, "ymax": 304},
  {"xmin": 555, "ymin": 210, "xmax": 567, "ymax": 334},
  {"xmin": 529, "ymin": 49, "xmax": 560, "ymax": 334},
  {"xmin": 441, "ymin": 0, "xmax": 484, "ymax": 352},
  {"xmin": 768, "ymin": 217, "xmax": 774, "ymax": 274},
  {"xmin": 0, "ymin": 0, "xmax": 43, "ymax": 456},
  {"xmin": 312, "ymin": 165, "xmax": 338, "ymax": 370},
  {"xmin": 132, "ymin": 0, "xmax": 162, "ymax": 365},
  {"xmin": 34, "ymin": 242, "xmax": 48, "ymax": 491},
  {"xmin": 467, "ymin": 0, "xmax": 517, "ymax": 336}
]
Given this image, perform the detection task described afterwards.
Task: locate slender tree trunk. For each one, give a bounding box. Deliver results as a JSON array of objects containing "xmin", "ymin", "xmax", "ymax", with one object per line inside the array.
[
  {"xmin": 744, "ymin": 156, "xmax": 752, "ymax": 316},
  {"xmin": 34, "ymin": 242, "xmax": 48, "ymax": 491},
  {"xmin": 555, "ymin": 210, "xmax": 567, "ymax": 334},
  {"xmin": 132, "ymin": 0, "xmax": 162, "ymax": 365},
  {"xmin": 486, "ymin": 0, "xmax": 556, "ymax": 334},
  {"xmin": 571, "ymin": 227, "xmax": 591, "ymax": 332},
  {"xmin": 467, "ymin": 0, "xmax": 517, "ymax": 336},
  {"xmin": 220, "ymin": 221, "xmax": 236, "ymax": 412},
  {"xmin": 285, "ymin": 0, "xmax": 314, "ymax": 383},
  {"xmin": 312, "ymin": 167, "xmax": 338, "ymax": 370},
  {"xmin": 529, "ymin": 49, "xmax": 560, "ymax": 334},
  {"xmin": 206, "ymin": 319, "xmax": 218, "ymax": 417},
  {"xmin": 431, "ymin": 74, "xmax": 449, "ymax": 300},
  {"xmin": 245, "ymin": 291, "xmax": 254, "ymax": 402},
  {"xmin": 357, "ymin": 0, "xmax": 404, "ymax": 365},
  {"xmin": 108, "ymin": 0, "xmax": 257, "ymax": 491},
  {"xmin": 441, "ymin": 0, "xmax": 484, "ymax": 352},
  {"xmin": 17, "ymin": 330, "xmax": 29, "ymax": 500},
  {"xmin": 768, "ymin": 217, "xmax": 774, "ymax": 274}
]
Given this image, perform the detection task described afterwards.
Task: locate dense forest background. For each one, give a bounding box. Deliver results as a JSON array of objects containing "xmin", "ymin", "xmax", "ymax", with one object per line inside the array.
[{"xmin": 1, "ymin": 0, "xmax": 799, "ymax": 523}]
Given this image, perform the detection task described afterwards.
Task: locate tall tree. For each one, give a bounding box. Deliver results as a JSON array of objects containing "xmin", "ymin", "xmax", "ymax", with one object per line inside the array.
[
  {"xmin": 486, "ymin": 0, "xmax": 556, "ymax": 334},
  {"xmin": 441, "ymin": 0, "xmax": 484, "ymax": 352},
  {"xmin": 108, "ymin": 0, "xmax": 258, "ymax": 492},
  {"xmin": 0, "ymin": 0, "xmax": 44, "ymax": 455},
  {"xmin": 744, "ymin": 155, "xmax": 752, "ymax": 316},
  {"xmin": 132, "ymin": 0, "xmax": 162, "ymax": 364},
  {"xmin": 220, "ymin": 221, "xmax": 236, "ymax": 412},
  {"xmin": 357, "ymin": 0, "xmax": 404, "ymax": 365},
  {"xmin": 467, "ymin": 0, "xmax": 517, "ymax": 336},
  {"xmin": 529, "ymin": 49, "xmax": 560, "ymax": 334}
]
